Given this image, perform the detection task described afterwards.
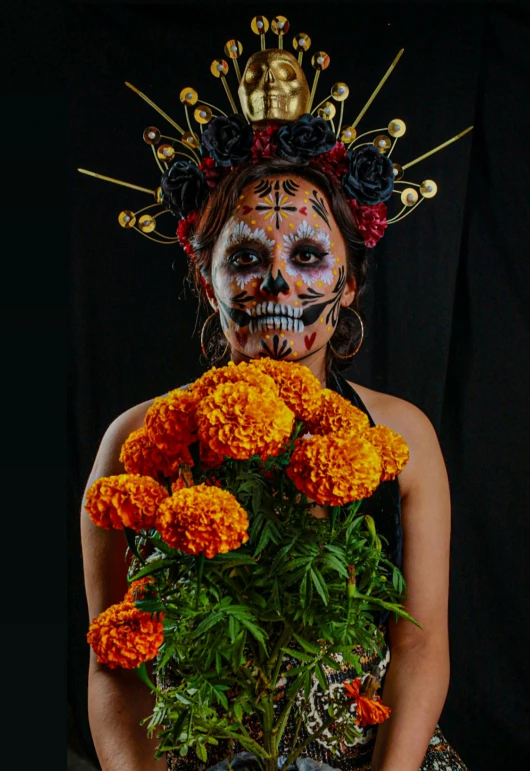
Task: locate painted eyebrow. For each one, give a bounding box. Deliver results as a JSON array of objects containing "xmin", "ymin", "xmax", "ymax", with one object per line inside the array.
[
  {"xmin": 226, "ymin": 221, "xmax": 275, "ymax": 249},
  {"xmin": 283, "ymin": 221, "xmax": 331, "ymax": 252}
]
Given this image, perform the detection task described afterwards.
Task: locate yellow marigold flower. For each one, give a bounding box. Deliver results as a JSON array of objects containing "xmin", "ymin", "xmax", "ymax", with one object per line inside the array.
[
  {"xmin": 196, "ymin": 381, "xmax": 294, "ymax": 460},
  {"xmin": 85, "ymin": 474, "xmax": 168, "ymax": 532},
  {"xmin": 286, "ymin": 433, "xmax": 382, "ymax": 506},
  {"xmin": 87, "ymin": 601, "xmax": 164, "ymax": 669},
  {"xmin": 246, "ymin": 358, "xmax": 322, "ymax": 421},
  {"xmin": 191, "ymin": 360, "xmax": 279, "ymax": 402},
  {"xmin": 144, "ymin": 389, "xmax": 198, "ymax": 453},
  {"xmin": 157, "ymin": 483, "xmax": 249, "ymax": 559},
  {"xmin": 363, "ymin": 425, "xmax": 410, "ymax": 482},
  {"xmin": 124, "ymin": 576, "xmax": 155, "ymax": 603},
  {"xmin": 305, "ymin": 388, "xmax": 370, "ymax": 436},
  {"xmin": 119, "ymin": 426, "xmax": 193, "ymax": 482}
]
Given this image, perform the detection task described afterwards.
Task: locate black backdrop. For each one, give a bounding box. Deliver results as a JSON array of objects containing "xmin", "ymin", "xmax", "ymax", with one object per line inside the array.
[{"xmin": 66, "ymin": 2, "xmax": 530, "ymax": 768}]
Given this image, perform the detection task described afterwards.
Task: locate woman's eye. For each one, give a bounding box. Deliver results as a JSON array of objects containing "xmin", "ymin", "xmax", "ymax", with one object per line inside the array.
[
  {"xmin": 229, "ymin": 250, "xmax": 260, "ymax": 267},
  {"xmin": 292, "ymin": 247, "xmax": 327, "ymax": 265}
]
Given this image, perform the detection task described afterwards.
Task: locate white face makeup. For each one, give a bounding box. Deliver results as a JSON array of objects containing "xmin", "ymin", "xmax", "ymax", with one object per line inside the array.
[{"xmin": 208, "ymin": 175, "xmax": 356, "ymax": 361}]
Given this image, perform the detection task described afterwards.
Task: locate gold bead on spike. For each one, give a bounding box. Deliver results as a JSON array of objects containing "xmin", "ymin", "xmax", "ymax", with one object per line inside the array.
[
  {"xmin": 420, "ymin": 179, "xmax": 438, "ymax": 198},
  {"xmin": 312, "ymin": 51, "xmax": 330, "ymax": 71},
  {"xmin": 180, "ymin": 87, "xmax": 198, "ymax": 106},
  {"xmin": 251, "ymin": 15, "xmax": 269, "ymax": 50},
  {"xmin": 293, "ymin": 32, "xmax": 311, "ymax": 65},
  {"xmin": 210, "ymin": 59, "xmax": 239, "ymax": 114},
  {"xmin": 341, "ymin": 126, "xmax": 357, "ymax": 144},
  {"xmin": 138, "ymin": 214, "xmax": 156, "ymax": 233},
  {"xmin": 271, "ymin": 16, "xmax": 289, "ymax": 49},
  {"xmin": 374, "ymin": 135, "xmax": 392, "ymax": 153},
  {"xmin": 308, "ymin": 51, "xmax": 330, "ymax": 112},
  {"xmin": 182, "ymin": 131, "xmax": 200, "ymax": 149},
  {"xmin": 118, "ymin": 210, "xmax": 136, "ymax": 228},
  {"xmin": 401, "ymin": 188, "xmax": 419, "ymax": 206},
  {"xmin": 388, "ymin": 119, "xmax": 406, "ymax": 137},
  {"xmin": 392, "ymin": 163, "xmax": 404, "ymax": 180},
  {"xmin": 194, "ymin": 105, "xmax": 213, "ymax": 124},
  {"xmin": 157, "ymin": 144, "xmax": 175, "ymax": 162},
  {"xmin": 332, "ymin": 82, "xmax": 349, "ymax": 101},
  {"xmin": 318, "ymin": 101, "xmax": 336, "ymax": 121},
  {"xmin": 143, "ymin": 126, "xmax": 161, "ymax": 145},
  {"xmin": 224, "ymin": 40, "xmax": 243, "ymax": 83}
]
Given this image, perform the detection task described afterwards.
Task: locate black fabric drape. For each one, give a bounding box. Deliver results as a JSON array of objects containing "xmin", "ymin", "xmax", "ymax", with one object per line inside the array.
[{"xmin": 68, "ymin": 3, "xmax": 530, "ymax": 768}]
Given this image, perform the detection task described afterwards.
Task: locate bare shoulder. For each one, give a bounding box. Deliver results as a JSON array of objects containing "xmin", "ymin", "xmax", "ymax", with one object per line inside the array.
[
  {"xmin": 89, "ymin": 398, "xmax": 155, "ymax": 480},
  {"xmin": 347, "ymin": 380, "xmax": 445, "ymax": 499}
]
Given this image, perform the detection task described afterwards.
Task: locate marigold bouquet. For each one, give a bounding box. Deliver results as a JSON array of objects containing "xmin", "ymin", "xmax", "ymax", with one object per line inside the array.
[{"xmin": 85, "ymin": 359, "xmax": 415, "ymax": 771}]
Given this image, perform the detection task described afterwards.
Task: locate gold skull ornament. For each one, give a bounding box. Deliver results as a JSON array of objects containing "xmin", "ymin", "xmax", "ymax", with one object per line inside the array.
[{"xmin": 238, "ymin": 49, "xmax": 310, "ymax": 124}]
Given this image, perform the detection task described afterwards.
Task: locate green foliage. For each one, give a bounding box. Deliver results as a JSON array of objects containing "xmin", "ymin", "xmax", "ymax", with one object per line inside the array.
[{"xmin": 127, "ymin": 445, "xmax": 415, "ymax": 768}]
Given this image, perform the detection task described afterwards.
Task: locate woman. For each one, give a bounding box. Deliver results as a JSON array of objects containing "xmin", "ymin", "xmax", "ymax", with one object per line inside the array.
[{"xmin": 81, "ymin": 154, "xmax": 467, "ymax": 770}]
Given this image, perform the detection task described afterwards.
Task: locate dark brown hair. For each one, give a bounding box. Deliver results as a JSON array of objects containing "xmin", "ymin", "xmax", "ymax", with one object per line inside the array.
[{"xmin": 188, "ymin": 158, "xmax": 369, "ymax": 375}]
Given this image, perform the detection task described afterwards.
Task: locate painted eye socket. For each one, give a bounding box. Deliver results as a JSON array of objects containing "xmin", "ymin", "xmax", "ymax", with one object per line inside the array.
[
  {"xmin": 228, "ymin": 249, "xmax": 261, "ymax": 267},
  {"xmin": 292, "ymin": 246, "xmax": 327, "ymax": 265}
]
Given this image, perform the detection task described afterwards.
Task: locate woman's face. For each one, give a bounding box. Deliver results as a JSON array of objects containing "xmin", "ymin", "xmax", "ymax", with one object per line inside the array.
[{"xmin": 207, "ymin": 174, "xmax": 356, "ymax": 362}]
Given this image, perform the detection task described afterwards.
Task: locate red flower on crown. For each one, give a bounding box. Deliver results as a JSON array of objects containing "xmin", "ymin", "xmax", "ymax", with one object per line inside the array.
[
  {"xmin": 250, "ymin": 125, "xmax": 278, "ymax": 163},
  {"xmin": 348, "ymin": 199, "xmax": 388, "ymax": 248},
  {"xmin": 310, "ymin": 141, "xmax": 349, "ymax": 180},
  {"xmin": 176, "ymin": 210, "xmax": 198, "ymax": 259}
]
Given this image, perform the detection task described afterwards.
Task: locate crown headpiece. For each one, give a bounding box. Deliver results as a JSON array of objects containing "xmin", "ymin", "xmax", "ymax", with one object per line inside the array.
[{"xmin": 78, "ymin": 13, "xmax": 472, "ymax": 253}]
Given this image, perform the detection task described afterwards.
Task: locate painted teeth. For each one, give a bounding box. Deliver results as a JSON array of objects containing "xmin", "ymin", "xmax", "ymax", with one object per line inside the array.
[
  {"xmin": 248, "ymin": 317, "xmax": 305, "ymax": 333},
  {"xmin": 250, "ymin": 302, "xmax": 303, "ymax": 318}
]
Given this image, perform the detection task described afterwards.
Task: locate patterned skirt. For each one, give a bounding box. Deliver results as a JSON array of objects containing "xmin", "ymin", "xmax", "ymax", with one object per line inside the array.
[{"xmin": 161, "ymin": 633, "xmax": 467, "ymax": 771}]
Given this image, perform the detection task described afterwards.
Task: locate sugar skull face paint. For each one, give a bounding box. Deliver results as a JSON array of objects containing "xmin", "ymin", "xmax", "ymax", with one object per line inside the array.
[{"xmin": 208, "ymin": 175, "xmax": 356, "ymax": 362}]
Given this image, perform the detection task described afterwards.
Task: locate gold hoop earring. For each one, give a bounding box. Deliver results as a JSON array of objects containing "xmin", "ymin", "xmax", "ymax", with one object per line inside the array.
[
  {"xmin": 329, "ymin": 306, "xmax": 365, "ymax": 360},
  {"xmin": 200, "ymin": 311, "xmax": 229, "ymax": 360}
]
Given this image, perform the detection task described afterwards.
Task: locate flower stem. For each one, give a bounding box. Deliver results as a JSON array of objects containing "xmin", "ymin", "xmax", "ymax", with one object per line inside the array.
[{"xmin": 195, "ymin": 554, "xmax": 205, "ymax": 611}]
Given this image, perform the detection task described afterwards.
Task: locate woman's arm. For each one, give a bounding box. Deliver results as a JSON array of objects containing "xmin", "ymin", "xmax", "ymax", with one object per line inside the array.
[
  {"xmin": 370, "ymin": 401, "xmax": 452, "ymax": 771},
  {"xmin": 80, "ymin": 400, "xmax": 167, "ymax": 771}
]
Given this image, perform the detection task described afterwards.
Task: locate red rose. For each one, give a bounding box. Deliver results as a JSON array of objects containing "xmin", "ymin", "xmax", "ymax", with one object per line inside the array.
[
  {"xmin": 348, "ymin": 199, "xmax": 388, "ymax": 248},
  {"xmin": 176, "ymin": 210, "xmax": 198, "ymax": 258},
  {"xmin": 198, "ymin": 157, "xmax": 229, "ymax": 189},
  {"xmin": 250, "ymin": 125, "xmax": 278, "ymax": 163},
  {"xmin": 310, "ymin": 141, "xmax": 349, "ymax": 180}
]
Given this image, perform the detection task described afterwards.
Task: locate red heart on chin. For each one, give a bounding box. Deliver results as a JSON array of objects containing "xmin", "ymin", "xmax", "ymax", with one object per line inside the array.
[
  {"xmin": 304, "ymin": 332, "xmax": 316, "ymax": 350},
  {"xmin": 298, "ymin": 207, "xmax": 307, "ymax": 215},
  {"xmin": 241, "ymin": 205, "xmax": 253, "ymax": 215}
]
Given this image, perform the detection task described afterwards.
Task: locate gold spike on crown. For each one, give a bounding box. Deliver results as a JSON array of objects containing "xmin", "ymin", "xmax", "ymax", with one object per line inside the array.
[{"xmin": 78, "ymin": 13, "xmax": 473, "ymax": 249}]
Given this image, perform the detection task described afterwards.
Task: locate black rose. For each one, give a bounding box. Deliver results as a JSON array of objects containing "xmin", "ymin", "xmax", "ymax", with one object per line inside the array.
[
  {"xmin": 342, "ymin": 145, "xmax": 394, "ymax": 205},
  {"xmin": 276, "ymin": 114, "xmax": 337, "ymax": 162},
  {"xmin": 160, "ymin": 160, "xmax": 208, "ymax": 217},
  {"xmin": 200, "ymin": 114, "xmax": 253, "ymax": 167}
]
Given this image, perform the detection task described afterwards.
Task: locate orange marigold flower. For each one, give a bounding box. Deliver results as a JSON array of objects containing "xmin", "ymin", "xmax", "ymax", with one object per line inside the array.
[
  {"xmin": 305, "ymin": 388, "xmax": 370, "ymax": 436},
  {"xmin": 119, "ymin": 426, "xmax": 193, "ymax": 482},
  {"xmin": 124, "ymin": 576, "xmax": 155, "ymax": 603},
  {"xmin": 87, "ymin": 601, "xmax": 164, "ymax": 669},
  {"xmin": 362, "ymin": 424, "xmax": 410, "ymax": 482},
  {"xmin": 191, "ymin": 361, "xmax": 279, "ymax": 403},
  {"xmin": 246, "ymin": 358, "xmax": 322, "ymax": 421},
  {"xmin": 157, "ymin": 483, "xmax": 249, "ymax": 559},
  {"xmin": 196, "ymin": 381, "xmax": 294, "ymax": 460},
  {"xmin": 286, "ymin": 433, "xmax": 382, "ymax": 506},
  {"xmin": 85, "ymin": 474, "xmax": 168, "ymax": 531},
  {"xmin": 343, "ymin": 678, "xmax": 392, "ymax": 727},
  {"xmin": 144, "ymin": 389, "xmax": 198, "ymax": 453}
]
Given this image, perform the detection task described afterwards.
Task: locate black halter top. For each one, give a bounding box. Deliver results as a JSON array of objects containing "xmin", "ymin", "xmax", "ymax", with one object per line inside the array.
[{"xmin": 328, "ymin": 370, "xmax": 404, "ymax": 581}]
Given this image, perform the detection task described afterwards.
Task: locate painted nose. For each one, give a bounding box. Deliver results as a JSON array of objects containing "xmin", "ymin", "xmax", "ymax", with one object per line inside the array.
[{"xmin": 260, "ymin": 267, "xmax": 290, "ymax": 296}]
